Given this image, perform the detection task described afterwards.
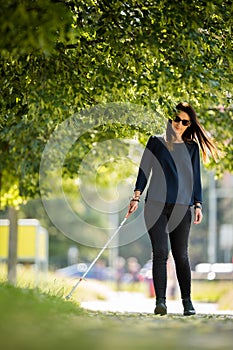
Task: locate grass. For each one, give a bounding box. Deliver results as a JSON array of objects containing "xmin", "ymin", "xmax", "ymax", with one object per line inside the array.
[
  {"xmin": 0, "ymin": 282, "xmax": 233, "ymax": 350},
  {"xmin": 192, "ymin": 280, "xmax": 233, "ymax": 310},
  {"xmin": 0, "ymin": 264, "xmax": 112, "ymax": 302}
]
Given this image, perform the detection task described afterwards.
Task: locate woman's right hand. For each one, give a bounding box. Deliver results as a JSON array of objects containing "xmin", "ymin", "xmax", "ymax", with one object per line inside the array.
[{"xmin": 126, "ymin": 199, "xmax": 139, "ymax": 218}]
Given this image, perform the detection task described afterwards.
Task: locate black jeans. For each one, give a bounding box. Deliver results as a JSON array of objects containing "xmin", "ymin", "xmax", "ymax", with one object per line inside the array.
[{"xmin": 144, "ymin": 201, "xmax": 192, "ymax": 299}]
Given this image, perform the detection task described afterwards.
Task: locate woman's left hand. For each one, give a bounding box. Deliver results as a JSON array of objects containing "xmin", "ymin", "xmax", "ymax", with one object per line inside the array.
[{"xmin": 194, "ymin": 208, "xmax": 203, "ymax": 224}]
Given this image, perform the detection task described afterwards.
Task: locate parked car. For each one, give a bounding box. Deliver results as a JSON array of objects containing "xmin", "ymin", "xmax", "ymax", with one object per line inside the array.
[
  {"xmin": 192, "ymin": 263, "xmax": 233, "ymax": 280},
  {"xmin": 56, "ymin": 262, "xmax": 113, "ymax": 281}
]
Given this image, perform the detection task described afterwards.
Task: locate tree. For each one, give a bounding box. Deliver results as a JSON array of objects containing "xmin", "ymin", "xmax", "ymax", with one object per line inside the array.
[
  {"xmin": 0, "ymin": 1, "xmax": 232, "ymax": 274},
  {"xmin": 1, "ymin": 1, "xmax": 232, "ymax": 201}
]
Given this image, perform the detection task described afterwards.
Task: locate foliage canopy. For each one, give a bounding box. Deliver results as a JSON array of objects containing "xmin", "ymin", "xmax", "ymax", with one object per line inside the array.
[{"xmin": 0, "ymin": 0, "xmax": 232, "ymax": 206}]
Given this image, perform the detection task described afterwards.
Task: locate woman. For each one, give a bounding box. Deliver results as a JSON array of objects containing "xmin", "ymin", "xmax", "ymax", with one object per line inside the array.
[{"xmin": 127, "ymin": 102, "xmax": 218, "ymax": 316}]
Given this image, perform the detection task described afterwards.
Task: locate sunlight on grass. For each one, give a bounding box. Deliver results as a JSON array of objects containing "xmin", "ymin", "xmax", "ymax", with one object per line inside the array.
[
  {"xmin": 192, "ymin": 280, "xmax": 233, "ymax": 310},
  {"xmin": 0, "ymin": 263, "xmax": 112, "ymax": 302}
]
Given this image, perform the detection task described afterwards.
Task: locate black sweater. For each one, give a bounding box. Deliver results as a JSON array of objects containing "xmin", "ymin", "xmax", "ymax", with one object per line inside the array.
[{"xmin": 134, "ymin": 136, "xmax": 202, "ymax": 206}]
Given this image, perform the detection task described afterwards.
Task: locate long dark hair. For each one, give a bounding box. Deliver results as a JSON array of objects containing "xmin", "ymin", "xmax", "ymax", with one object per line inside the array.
[{"xmin": 166, "ymin": 102, "xmax": 219, "ymax": 162}]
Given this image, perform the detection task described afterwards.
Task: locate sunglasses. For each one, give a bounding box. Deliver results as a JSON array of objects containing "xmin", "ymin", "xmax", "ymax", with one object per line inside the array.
[{"xmin": 172, "ymin": 115, "xmax": 191, "ymax": 126}]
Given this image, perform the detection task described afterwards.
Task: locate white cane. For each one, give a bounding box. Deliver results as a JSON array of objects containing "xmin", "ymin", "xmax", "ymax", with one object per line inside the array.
[{"xmin": 65, "ymin": 216, "xmax": 128, "ymax": 300}]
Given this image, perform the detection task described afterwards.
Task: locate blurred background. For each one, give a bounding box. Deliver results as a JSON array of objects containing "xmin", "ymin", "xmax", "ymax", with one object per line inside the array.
[
  {"xmin": 1, "ymin": 166, "xmax": 232, "ymax": 309},
  {"xmin": 0, "ymin": 0, "xmax": 232, "ymax": 313}
]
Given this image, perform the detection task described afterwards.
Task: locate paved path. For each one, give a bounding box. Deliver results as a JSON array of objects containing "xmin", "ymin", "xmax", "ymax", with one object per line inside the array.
[{"xmin": 81, "ymin": 291, "xmax": 233, "ymax": 315}]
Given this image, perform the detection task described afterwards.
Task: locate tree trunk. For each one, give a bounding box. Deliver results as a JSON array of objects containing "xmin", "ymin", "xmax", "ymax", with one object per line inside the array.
[{"xmin": 7, "ymin": 206, "xmax": 18, "ymax": 285}]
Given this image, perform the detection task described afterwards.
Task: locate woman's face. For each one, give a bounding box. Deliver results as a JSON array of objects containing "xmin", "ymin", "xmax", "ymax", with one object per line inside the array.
[{"xmin": 171, "ymin": 110, "xmax": 191, "ymax": 138}]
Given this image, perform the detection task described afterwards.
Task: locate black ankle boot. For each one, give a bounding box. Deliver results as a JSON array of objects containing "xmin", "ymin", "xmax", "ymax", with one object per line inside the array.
[
  {"xmin": 182, "ymin": 298, "xmax": 196, "ymax": 316},
  {"xmin": 154, "ymin": 298, "xmax": 167, "ymax": 315}
]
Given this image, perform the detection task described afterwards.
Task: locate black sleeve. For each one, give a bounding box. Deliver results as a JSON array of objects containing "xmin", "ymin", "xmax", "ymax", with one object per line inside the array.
[
  {"xmin": 134, "ymin": 136, "xmax": 155, "ymax": 194},
  {"xmin": 192, "ymin": 143, "xmax": 203, "ymax": 204}
]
